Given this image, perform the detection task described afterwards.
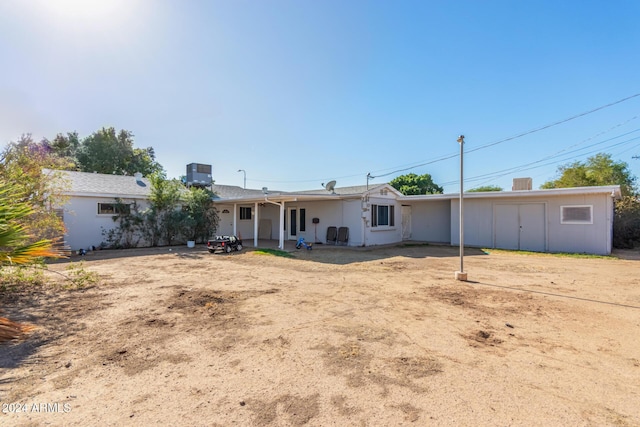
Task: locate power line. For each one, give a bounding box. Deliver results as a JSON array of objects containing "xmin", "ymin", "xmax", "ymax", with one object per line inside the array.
[
  {"xmin": 371, "ymin": 94, "xmax": 640, "ymax": 182},
  {"xmin": 466, "ymin": 93, "xmax": 640, "ymax": 155},
  {"xmin": 443, "ymin": 134, "xmax": 640, "ymax": 188},
  {"xmin": 249, "ymin": 93, "xmax": 640, "ymax": 185}
]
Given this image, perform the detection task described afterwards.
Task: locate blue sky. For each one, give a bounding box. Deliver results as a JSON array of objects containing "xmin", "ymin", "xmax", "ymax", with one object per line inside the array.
[{"xmin": 1, "ymin": 0, "xmax": 639, "ymax": 192}]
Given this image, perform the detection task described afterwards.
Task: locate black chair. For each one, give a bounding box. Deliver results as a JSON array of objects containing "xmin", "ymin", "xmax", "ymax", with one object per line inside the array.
[
  {"xmin": 337, "ymin": 227, "xmax": 349, "ymax": 245},
  {"xmin": 326, "ymin": 226, "xmax": 338, "ymax": 245}
]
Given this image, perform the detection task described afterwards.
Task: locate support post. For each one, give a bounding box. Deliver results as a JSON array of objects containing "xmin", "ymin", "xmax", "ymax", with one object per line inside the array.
[
  {"xmin": 254, "ymin": 202, "xmax": 259, "ymax": 248},
  {"xmin": 233, "ymin": 204, "xmax": 237, "ymax": 237},
  {"xmin": 279, "ymin": 203, "xmax": 285, "ymax": 249},
  {"xmin": 455, "ymin": 135, "xmax": 468, "ymax": 281}
]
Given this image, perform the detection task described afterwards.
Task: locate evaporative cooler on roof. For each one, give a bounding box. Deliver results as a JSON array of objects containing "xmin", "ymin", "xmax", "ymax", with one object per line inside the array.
[
  {"xmin": 186, "ymin": 163, "xmax": 212, "ymax": 186},
  {"xmin": 512, "ymin": 178, "xmax": 532, "ymax": 191}
]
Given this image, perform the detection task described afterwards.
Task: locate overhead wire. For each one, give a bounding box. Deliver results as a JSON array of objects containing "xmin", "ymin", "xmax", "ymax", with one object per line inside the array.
[
  {"xmin": 443, "ymin": 133, "xmax": 640, "ymax": 188},
  {"xmin": 247, "ymin": 93, "xmax": 640, "ymax": 185}
]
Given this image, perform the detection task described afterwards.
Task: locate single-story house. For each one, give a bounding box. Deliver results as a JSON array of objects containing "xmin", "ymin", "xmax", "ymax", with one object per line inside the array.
[
  {"xmin": 46, "ymin": 169, "xmax": 152, "ymax": 251},
  {"xmin": 51, "ymin": 170, "xmax": 622, "ymax": 255}
]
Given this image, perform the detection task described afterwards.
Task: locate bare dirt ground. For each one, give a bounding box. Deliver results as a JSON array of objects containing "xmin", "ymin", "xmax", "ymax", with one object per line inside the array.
[{"xmin": 1, "ymin": 244, "xmax": 639, "ymax": 426}]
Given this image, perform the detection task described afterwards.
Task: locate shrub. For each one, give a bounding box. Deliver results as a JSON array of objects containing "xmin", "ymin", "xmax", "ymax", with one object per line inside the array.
[{"xmin": 613, "ymin": 196, "xmax": 640, "ymax": 248}]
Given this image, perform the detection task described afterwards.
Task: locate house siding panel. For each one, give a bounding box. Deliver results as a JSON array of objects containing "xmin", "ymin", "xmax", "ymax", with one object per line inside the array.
[
  {"xmin": 450, "ymin": 199, "xmax": 494, "ymax": 247},
  {"xmin": 409, "ymin": 200, "xmax": 451, "ymax": 243},
  {"xmin": 448, "ymin": 193, "xmax": 613, "ymax": 255},
  {"xmin": 546, "ymin": 194, "xmax": 612, "ymax": 255}
]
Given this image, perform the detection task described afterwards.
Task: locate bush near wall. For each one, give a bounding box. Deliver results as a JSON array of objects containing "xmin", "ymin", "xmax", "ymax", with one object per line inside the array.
[{"xmin": 613, "ymin": 196, "xmax": 640, "ymax": 249}]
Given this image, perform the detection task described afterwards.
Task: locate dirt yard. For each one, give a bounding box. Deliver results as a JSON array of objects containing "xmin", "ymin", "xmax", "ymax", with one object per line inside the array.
[{"xmin": 1, "ymin": 244, "xmax": 639, "ymax": 426}]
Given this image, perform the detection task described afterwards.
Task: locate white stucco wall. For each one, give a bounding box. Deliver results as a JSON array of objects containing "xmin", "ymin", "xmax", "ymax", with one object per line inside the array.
[
  {"xmin": 282, "ymin": 199, "xmax": 363, "ymax": 246},
  {"xmin": 63, "ymin": 196, "xmax": 149, "ymax": 251},
  {"xmin": 363, "ymin": 193, "xmax": 402, "ymax": 247}
]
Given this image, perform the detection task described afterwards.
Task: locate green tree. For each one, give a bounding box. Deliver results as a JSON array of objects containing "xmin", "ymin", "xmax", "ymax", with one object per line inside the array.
[
  {"xmin": 0, "ymin": 135, "xmax": 70, "ymax": 242},
  {"xmin": 183, "ymin": 187, "xmax": 219, "ymax": 243},
  {"xmin": 144, "ymin": 173, "xmax": 187, "ymax": 246},
  {"xmin": 389, "ymin": 173, "xmax": 443, "ymax": 195},
  {"xmin": 48, "ymin": 131, "xmax": 81, "ymax": 166},
  {"xmin": 76, "ymin": 127, "xmax": 163, "ymax": 176},
  {"xmin": 468, "ymin": 185, "xmax": 503, "ymax": 192},
  {"xmin": 542, "ymin": 153, "xmax": 640, "ymax": 248},
  {"xmin": 541, "ymin": 153, "xmax": 637, "ymax": 196}
]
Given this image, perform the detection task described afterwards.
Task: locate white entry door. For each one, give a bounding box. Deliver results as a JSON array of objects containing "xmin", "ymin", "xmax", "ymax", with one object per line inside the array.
[{"xmin": 401, "ymin": 205, "xmax": 412, "ymax": 240}]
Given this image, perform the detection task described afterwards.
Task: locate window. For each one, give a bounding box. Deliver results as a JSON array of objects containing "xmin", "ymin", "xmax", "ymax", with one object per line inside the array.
[
  {"xmin": 300, "ymin": 208, "xmax": 306, "ymax": 232},
  {"xmin": 371, "ymin": 204, "xmax": 395, "ymax": 227},
  {"xmin": 240, "ymin": 207, "xmax": 252, "ymax": 220},
  {"xmin": 561, "ymin": 205, "xmax": 593, "ymax": 224},
  {"xmin": 98, "ymin": 203, "xmax": 131, "ymax": 215}
]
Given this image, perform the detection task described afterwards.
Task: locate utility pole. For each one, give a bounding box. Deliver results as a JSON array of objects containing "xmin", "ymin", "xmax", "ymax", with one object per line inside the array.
[
  {"xmin": 455, "ymin": 135, "xmax": 467, "ymax": 281},
  {"xmin": 238, "ymin": 169, "xmax": 246, "ymax": 189}
]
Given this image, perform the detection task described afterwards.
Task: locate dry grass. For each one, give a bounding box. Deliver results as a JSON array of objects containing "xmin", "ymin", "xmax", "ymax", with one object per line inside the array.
[{"xmin": 0, "ymin": 315, "xmax": 35, "ymax": 343}]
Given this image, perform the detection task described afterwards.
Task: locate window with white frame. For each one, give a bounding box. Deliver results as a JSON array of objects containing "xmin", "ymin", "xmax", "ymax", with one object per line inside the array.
[
  {"xmin": 240, "ymin": 206, "xmax": 252, "ymax": 220},
  {"xmin": 98, "ymin": 203, "xmax": 131, "ymax": 215},
  {"xmin": 371, "ymin": 204, "xmax": 395, "ymax": 227},
  {"xmin": 561, "ymin": 205, "xmax": 593, "ymax": 224}
]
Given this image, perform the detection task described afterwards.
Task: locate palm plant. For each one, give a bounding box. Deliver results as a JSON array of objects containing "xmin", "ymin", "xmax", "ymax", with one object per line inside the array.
[
  {"xmin": 0, "ymin": 181, "xmax": 66, "ymax": 342},
  {"xmin": 0, "ymin": 181, "xmax": 64, "ymax": 265}
]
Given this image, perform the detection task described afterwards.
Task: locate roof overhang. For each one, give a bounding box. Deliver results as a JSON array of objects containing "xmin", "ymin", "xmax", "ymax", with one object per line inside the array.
[
  {"xmin": 213, "ymin": 193, "xmax": 362, "ymax": 204},
  {"xmin": 65, "ymin": 192, "xmax": 150, "ymax": 199},
  {"xmin": 398, "ymin": 185, "xmax": 622, "ymax": 201}
]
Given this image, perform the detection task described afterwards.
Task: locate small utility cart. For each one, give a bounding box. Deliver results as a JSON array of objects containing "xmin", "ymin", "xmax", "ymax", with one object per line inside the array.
[{"xmin": 207, "ymin": 235, "xmax": 243, "ymax": 253}]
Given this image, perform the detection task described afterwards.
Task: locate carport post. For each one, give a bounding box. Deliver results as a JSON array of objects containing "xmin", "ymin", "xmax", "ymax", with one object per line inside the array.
[
  {"xmin": 254, "ymin": 202, "xmax": 259, "ymax": 248},
  {"xmin": 455, "ymin": 135, "xmax": 468, "ymax": 281},
  {"xmin": 233, "ymin": 204, "xmax": 237, "ymax": 237},
  {"xmin": 279, "ymin": 203, "xmax": 285, "ymax": 249}
]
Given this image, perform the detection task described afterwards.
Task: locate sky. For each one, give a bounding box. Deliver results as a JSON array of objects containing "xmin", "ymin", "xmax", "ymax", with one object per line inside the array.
[{"xmin": 1, "ymin": 0, "xmax": 639, "ymax": 193}]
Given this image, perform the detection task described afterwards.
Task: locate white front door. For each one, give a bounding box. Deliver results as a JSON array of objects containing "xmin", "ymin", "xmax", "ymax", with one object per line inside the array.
[{"xmin": 401, "ymin": 205, "xmax": 412, "ymax": 240}]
